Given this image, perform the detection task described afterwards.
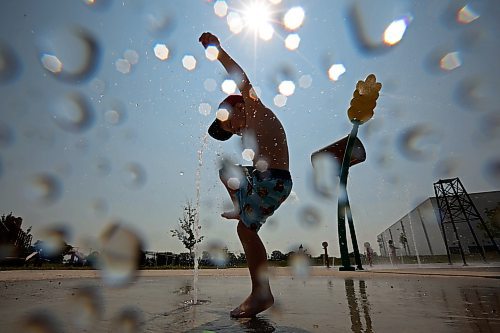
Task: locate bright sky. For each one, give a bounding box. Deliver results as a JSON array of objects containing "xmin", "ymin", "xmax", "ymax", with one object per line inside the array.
[{"xmin": 1, "ymin": 0, "xmax": 499, "ymax": 257}]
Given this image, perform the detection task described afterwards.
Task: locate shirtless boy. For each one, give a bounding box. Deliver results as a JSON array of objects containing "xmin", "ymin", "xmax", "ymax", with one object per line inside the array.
[{"xmin": 199, "ymin": 32, "xmax": 292, "ymax": 318}]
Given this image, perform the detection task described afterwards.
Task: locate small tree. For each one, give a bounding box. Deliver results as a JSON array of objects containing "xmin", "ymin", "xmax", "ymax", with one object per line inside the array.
[
  {"xmin": 170, "ymin": 201, "xmax": 204, "ymax": 262},
  {"xmin": 270, "ymin": 250, "xmax": 286, "ymax": 261}
]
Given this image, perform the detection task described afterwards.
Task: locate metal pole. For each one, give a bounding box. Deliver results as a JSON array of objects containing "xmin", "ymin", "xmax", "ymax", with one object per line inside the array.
[
  {"xmin": 337, "ymin": 123, "xmax": 359, "ymax": 271},
  {"xmin": 345, "ymin": 190, "xmax": 363, "ymax": 270},
  {"xmin": 439, "ymin": 182, "xmax": 467, "ymax": 266},
  {"xmin": 433, "ymin": 185, "xmax": 453, "ymax": 265}
]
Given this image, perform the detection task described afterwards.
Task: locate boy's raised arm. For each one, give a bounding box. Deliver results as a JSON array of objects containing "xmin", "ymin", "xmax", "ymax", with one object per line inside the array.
[{"xmin": 199, "ymin": 32, "xmax": 255, "ymax": 101}]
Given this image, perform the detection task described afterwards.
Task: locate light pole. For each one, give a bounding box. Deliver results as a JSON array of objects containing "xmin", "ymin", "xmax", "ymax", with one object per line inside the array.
[
  {"xmin": 312, "ymin": 74, "xmax": 382, "ymax": 271},
  {"xmin": 322, "ymin": 241, "xmax": 330, "ymax": 268}
]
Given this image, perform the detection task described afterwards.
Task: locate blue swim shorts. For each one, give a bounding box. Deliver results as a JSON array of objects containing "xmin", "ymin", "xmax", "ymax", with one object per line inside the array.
[{"xmin": 231, "ymin": 166, "xmax": 292, "ymax": 232}]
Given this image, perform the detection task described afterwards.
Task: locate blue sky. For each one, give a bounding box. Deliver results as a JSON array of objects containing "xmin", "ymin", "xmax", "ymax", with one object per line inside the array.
[{"xmin": 1, "ymin": 0, "xmax": 499, "ymax": 257}]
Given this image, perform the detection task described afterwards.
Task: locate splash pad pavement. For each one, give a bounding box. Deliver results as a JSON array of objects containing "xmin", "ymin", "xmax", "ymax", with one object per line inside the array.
[{"xmin": 1, "ymin": 265, "xmax": 499, "ymax": 333}]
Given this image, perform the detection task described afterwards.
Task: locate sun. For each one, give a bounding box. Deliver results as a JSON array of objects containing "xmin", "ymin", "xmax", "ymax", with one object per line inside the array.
[
  {"xmin": 241, "ymin": 0, "xmax": 275, "ymax": 40},
  {"xmin": 243, "ymin": 1, "xmax": 271, "ymax": 30}
]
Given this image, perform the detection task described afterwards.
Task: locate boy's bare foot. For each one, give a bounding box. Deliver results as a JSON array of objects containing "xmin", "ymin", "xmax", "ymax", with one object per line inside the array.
[
  {"xmin": 230, "ymin": 290, "xmax": 274, "ymax": 318},
  {"xmin": 221, "ymin": 210, "xmax": 240, "ymax": 220}
]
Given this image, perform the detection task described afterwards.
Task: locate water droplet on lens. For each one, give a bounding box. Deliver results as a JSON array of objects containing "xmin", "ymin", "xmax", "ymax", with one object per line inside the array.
[
  {"xmin": 434, "ymin": 158, "xmax": 459, "ymax": 178},
  {"xmin": 72, "ymin": 286, "xmax": 103, "ymax": 330},
  {"xmin": 91, "ymin": 198, "xmax": 108, "ymax": 216},
  {"xmin": 0, "ymin": 43, "xmax": 22, "ymax": 83},
  {"xmin": 38, "ymin": 27, "xmax": 100, "ymax": 83},
  {"xmin": 207, "ymin": 242, "xmax": 229, "ymax": 267},
  {"xmin": 203, "ymin": 78, "xmax": 217, "ymax": 92},
  {"xmin": 123, "ymin": 49, "xmax": 139, "ymax": 65},
  {"xmin": 289, "ymin": 252, "xmax": 310, "ymax": 279},
  {"xmin": 227, "ymin": 177, "xmax": 240, "ymax": 190},
  {"xmin": 273, "ymin": 94, "xmax": 287, "ymax": 107},
  {"xmin": 23, "ymin": 310, "xmax": 62, "ymax": 333},
  {"xmin": 397, "ymin": 124, "xmax": 441, "ymax": 161},
  {"xmin": 26, "ymin": 173, "xmax": 62, "ymax": 205},
  {"xmin": 39, "ymin": 226, "xmax": 69, "ymax": 256},
  {"xmin": 347, "ymin": 2, "xmax": 411, "ymax": 54},
  {"xmin": 143, "ymin": 4, "xmax": 176, "ymax": 36},
  {"xmin": 122, "ymin": 162, "xmax": 147, "ymax": 189},
  {"xmin": 111, "ymin": 307, "xmax": 144, "ymax": 333},
  {"xmin": 299, "ymin": 206, "xmax": 322, "ymax": 229},
  {"xmin": 0, "ymin": 121, "xmax": 15, "ymax": 148},
  {"xmin": 98, "ymin": 222, "xmax": 143, "ymax": 287},
  {"xmin": 95, "ymin": 157, "xmax": 111, "ymax": 176},
  {"xmin": 104, "ymin": 100, "xmax": 127, "ymax": 125},
  {"xmin": 198, "ymin": 103, "xmax": 212, "ymax": 116},
  {"xmin": 52, "ymin": 93, "xmax": 95, "ymax": 133},
  {"xmin": 310, "ymin": 152, "xmax": 338, "ymax": 197},
  {"xmin": 298, "ymin": 74, "xmax": 312, "ymax": 89},
  {"xmin": 90, "ymin": 78, "xmax": 106, "ymax": 94},
  {"xmin": 483, "ymin": 159, "xmax": 500, "ymax": 186},
  {"xmin": 115, "ymin": 58, "xmax": 131, "ymax": 74}
]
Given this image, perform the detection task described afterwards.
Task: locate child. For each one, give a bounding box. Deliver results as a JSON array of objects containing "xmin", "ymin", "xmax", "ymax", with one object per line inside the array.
[
  {"xmin": 388, "ymin": 239, "xmax": 398, "ymax": 266},
  {"xmin": 199, "ymin": 32, "xmax": 293, "ymax": 318}
]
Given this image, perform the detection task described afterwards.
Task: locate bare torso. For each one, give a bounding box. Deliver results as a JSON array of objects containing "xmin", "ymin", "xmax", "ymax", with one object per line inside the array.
[{"xmin": 243, "ymin": 99, "xmax": 289, "ymax": 171}]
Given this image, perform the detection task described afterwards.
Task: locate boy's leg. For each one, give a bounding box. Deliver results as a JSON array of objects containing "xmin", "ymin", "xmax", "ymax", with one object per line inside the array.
[
  {"xmin": 230, "ymin": 221, "xmax": 274, "ymax": 318},
  {"xmin": 219, "ymin": 169, "xmax": 241, "ymax": 219}
]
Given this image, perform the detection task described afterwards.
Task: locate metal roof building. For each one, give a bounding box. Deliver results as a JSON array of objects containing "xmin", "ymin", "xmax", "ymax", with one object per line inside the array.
[{"xmin": 376, "ymin": 190, "xmax": 500, "ymax": 259}]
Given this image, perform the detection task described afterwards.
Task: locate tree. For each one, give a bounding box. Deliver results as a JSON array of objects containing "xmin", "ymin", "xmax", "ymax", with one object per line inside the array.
[
  {"xmin": 0, "ymin": 213, "xmax": 33, "ymax": 260},
  {"xmin": 170, "ymin": 201, "xmax": 204, "ymax": 262},
  {"xmin": 270, "ymin": 250, "xmax": 286, "ymax": 261}
]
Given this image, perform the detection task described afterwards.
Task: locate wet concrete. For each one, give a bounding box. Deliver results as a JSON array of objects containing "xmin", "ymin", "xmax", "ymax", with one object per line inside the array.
[{"xmin": 0, "ymin": 268, "xmax": 499, "ymax": 332}]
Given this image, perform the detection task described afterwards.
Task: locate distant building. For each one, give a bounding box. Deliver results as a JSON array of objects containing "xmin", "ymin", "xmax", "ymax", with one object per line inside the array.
[{"xmin": 376, "ymin": 191, "xmax": 500, "ymax": 257}]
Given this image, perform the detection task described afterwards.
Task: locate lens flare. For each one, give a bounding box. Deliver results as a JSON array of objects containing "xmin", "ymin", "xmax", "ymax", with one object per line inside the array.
[
  {"xmin": 285, "ymin": 34, "xmax": 301, "ymax": 50},
  {"xmin": 198, "ymin": 103, "xmax": 211, "ymax": 116},
  {"xmin": 227, "ymin": 12, "xmax": 244, "ymax": 34},
  {"xmin": 440, "ymin": 52, "xmax": 461, "ymax": 71},
  {"xmin": 274, "ymin": 94, "xmax": 287, "ymax": 107},
  {"xmin": 41, "ymin": 54, "xmax": 63, "ymax": 73},
  {"xmin": 216, "ymin": 108, "xmax": 229, "ymax": 121},
  {"xmin": 259, "ymin": 23, "xmax": 274, "ymax": 41},
  {"xmin": 214, "ymin": 0, "xmax": 228, "ymax": 18},
  {"xmin": 115, "ymin": 58, "xmax": 131, "ymax": 74},
  {"xmin": 242, "ymin": 148, "xmax": 255, "ymax": 161},
  {"xmin": 123, "ymin": 49, "xmax": 139, "ymax": 65},
  {"xmin": 153, "ymin": 43, "xmax": 169, "ymax": 60},
  {"xmin": 299, "ymin": 74, "xmax": 312, "ymax": 88},
  {"xmin": 182, "ymin": 55, "xmax": 196, "ymax": 71},
  {"xmin": 227, "ymin": 177, "xmax": 241, "ymax": 190},
  {"xmin": 283, "ymin": 7, "xmax": 305, "ymax": 30},
  {"xmin": 328, "ymin": 64, "xmax": 346, "ymax": 81},
  {"xmin": 204, "ymin": 78, "xmax": 217, "ymax": 92},
  {"xmin": 383, "ymin": 16, "xmax": 411, "ymax": 46},
  {"xmin": 205, "ymin": 45, "xmax": 219, "ymax": 61},
  {"xmin": 278, "ymin": 80, "xmax": 295, "ymax": 96},
  {"xmin": 457, "ymin": 4, "xmax": 480, "ymax": 24},
  {"xmin": 242, "ymin": 1, "xmax": 272, "ymax": 32},
  {"xmin": 221, "ymin": 79, "xmax": 237, "ymax": 94}
]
